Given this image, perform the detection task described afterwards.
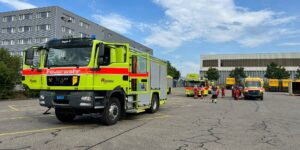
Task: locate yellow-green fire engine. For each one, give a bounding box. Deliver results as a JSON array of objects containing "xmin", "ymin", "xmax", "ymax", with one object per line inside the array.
[{"xmin": 22, "ymin": 38, "xmax": 167, "ymax": 125}]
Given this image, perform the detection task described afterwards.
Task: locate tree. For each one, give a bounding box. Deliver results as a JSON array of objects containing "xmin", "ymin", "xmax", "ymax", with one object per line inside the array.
[
  {"xmin": 166, "ymin": 61, "xmax": 181, "ymax": 79},
  {"xmin": 206, "ymin": 67, "xmax": 219, "ymax": 81},
  {"xmin": 0, "ymin": 48, "xmax": 21, "ymax": 99},
  {"xmin": 265, "ymin": 62, "xmax": 290, "ymax": 79},
  {"xmin": 229, "ymin": 67, "xmax": 247, "ymax": 84},
  {"xmin": 296, "ymin": 67, "xmax": 300, "ymax": 79}
]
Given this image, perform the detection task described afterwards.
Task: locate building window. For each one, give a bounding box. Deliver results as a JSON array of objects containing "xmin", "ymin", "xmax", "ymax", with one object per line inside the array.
[
  {"xmin": 3, "ymin": 15, "xmax": 16, "ymax": 22},
  {"xmin": 2, "ymin": 17, "xmax": 7, "ymax": 22},
  {"xmin": 2, "ymin": 27, "xmax": 16, "ymax": 34},
  {"xmin": 2, "ymin": 40, "xmax": 9, "ymax": 45},
  {"xmin": 203, "ymin": 60, "xmax": 218, "ymax": 67},
  {"xmin": 24, "ymin": 26, "xmax": 32, "ymax": 32},
  {"xmin": 17, "ymin": 39, "xmax": 24, "ymax": 45},
  {"xmin": 37, "ymin": 11, "xmax": 50, "ymax": 18},
  {"xmin": 9, "ymin": 40, "xmax": 15, "ymax": 45},
  {"xmin": 18, "ymin": 27, "xmax": 24, "ymax": 32},
  {"xmin": 18, "ymin": 26, "xmax": 32, "ymax": 32},
  {"xmin": 19, "ymin": 13, "xmax": 33, "ymax": 20},
  {"xmin": 1, "ymin": 28, "xmax": 7, "ymax": 33},
  {"xmin": 79, "ymin": 21, "xmax": 90, "ymax": 29},
  {"xmin": 36, "ymin": 24, "xmax": 51, "ymax": 31},
  {"xmin": 61, "ymin": 26, "xmax": 74, "ymax": 34},
  {"xmin": 62, "ymin": 26, "xmax": 66, "ymax": 32},
  {"xmin": 36, "ymin": 37, "xmax": 49, "ymax": 43},
  {"xmin": 62, "ymin": 14, "xmax": 75, "ymax": 23},
  {"xmin": 24, "ymin": 38, "xmax": 32, "ymax": 44},
  {"xmin": 80, "ymin": 32, "xmax": 89, "ymax": 38}
]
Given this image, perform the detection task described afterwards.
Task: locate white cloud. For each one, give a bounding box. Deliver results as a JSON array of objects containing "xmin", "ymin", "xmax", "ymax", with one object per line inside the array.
[
  {"xmin": 146, "ymin": 0, "xmax": 298, "ymax": 49},
  {"xmin": 0, "ymin": 0, "xmax": 36, "ymax": 10},
  {"xmin": 279, "ymin": 42, "xmax": 300, "ymax": 46},
  {"xmin": 92, "ymin": 13, "xmax": 133, "ymax": 34},
  {"xmin": 173, "ymin": 61, "xmax": 199, "ymax": 77}
]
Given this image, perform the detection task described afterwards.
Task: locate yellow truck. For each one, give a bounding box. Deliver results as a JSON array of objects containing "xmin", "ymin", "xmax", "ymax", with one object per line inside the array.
[
  {"xmin": 185, "ymin": 74, "xmax": 208, "ymax": 96},
  {"xmin": 226, "ymin": 77, "xmax": 235, "ymax": 89},
  {"xmin": 22, "ymin": 38, "xmax": 167, "ymax": 125},
  {"xmin": 243, "ymin": 78, "xmax": 264, "ymax": 100}
]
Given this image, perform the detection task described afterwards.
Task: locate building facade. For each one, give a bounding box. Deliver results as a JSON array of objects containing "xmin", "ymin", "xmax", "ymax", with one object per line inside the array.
[
  {"xmin": 0, "ymin": 6, "xmax": 153, "ymax": 56},
  {"xmin": 200, "ymin": 52, "xmax": 300, "ymax": 84}
]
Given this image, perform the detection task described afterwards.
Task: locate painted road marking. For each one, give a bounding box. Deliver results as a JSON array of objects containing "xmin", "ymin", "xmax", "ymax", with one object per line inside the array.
[
  {"xmin": 0, "ymin": 115, "xmax": 55, "ymax": 122},
  {"xmin": 136, "ymin": 115, "xmax": 171, "ymax": 121},
  {"xmin": 0, "ymin": 126, "xmax": 79, "ymax": 137},
  {"xmin": 8, "ymin": 105, "xmax": 19, "ymax": 111},
  {"xmin": 0, "ymin": 115, "xmax": 171, "ymax": 137}
]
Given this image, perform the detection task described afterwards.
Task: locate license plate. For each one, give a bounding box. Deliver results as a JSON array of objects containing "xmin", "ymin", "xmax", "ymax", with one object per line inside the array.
[{"xmin": 56, "ymin": 96, "xmax": 65, "ymax": 100}]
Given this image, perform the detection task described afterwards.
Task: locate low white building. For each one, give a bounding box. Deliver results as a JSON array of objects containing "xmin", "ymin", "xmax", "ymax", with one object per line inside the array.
[{"xmin": 200, "ymin": 52, "xmax": 300, "ymax": 84}]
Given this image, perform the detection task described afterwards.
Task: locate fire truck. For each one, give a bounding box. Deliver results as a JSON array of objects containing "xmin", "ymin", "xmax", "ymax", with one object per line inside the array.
[
  {"xmin": 22, "ymin": 38, "xmax": 167, "ymax": 125},
  {"xmin": 185, "ymin": 74, "xmax": 208, "ymax": 96}
]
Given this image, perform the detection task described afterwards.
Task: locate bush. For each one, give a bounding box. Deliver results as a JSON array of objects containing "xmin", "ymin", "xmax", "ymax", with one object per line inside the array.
[{"xmin": 0, "ymin": 48, "xmax": 21, "ymax": 99}]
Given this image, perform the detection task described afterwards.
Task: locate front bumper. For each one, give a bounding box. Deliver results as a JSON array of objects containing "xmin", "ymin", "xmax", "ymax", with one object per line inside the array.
[
  {"xmin": 39, "ymin": 91, "xmax": 106, "ymax": 109},
  {"xmin": 244, "ymin": 91, "xmax": 263, "ymax": 98},
  {"xmin": 185, "ymin": 90, "xmax": 208, "ymax": 96}
]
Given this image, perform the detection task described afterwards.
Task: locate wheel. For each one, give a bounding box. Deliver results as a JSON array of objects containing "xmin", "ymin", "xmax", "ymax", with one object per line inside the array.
[
  {"xmin": 244, "ymin": 96, "xmax": 248, "ymax": 100},
  {"xmin": 148, "ymin": 94, "xmax": 159, "ymax": 113},
  {"xmin": 102, "ymin": 97, "xmax": 121, "ymax": 125},
  {"xmin": 260, "ymin": 95, "xmax": 264, "ymax": 101},
  {"xmin": 55, "ymin": 108, "xmax": 76, "ymax": 122}
]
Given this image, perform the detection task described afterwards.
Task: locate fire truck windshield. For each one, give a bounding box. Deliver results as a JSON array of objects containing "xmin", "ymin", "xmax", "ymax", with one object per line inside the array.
[
  {"xmin": 186, "ymin": 81, "xmax": 205, "ymax": 87},
  {"xmin": 45, "ymin": 47, "xmax": 92, "ymax": 67},
  {"xmin": 245, "ymin": 81, "xmax": 261, "ymax": 88}
]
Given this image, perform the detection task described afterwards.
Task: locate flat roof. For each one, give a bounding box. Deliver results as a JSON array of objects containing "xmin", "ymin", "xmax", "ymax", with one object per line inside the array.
[{"xmin": 201, "ymin": 52, "xmax": 300, "ymax": 60}]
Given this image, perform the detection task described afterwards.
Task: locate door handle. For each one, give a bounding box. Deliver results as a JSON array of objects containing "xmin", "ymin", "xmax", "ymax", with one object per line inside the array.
[{"xmin": 141, "ymin": 79, "xmax": 147, "ymax": 82}]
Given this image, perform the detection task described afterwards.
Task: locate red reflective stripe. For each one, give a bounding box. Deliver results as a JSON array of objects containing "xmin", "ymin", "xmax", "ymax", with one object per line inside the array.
[
  {"xmin": 22, "ymin": 69, "xmax": 44, "ymax": 75},
  {"xmin": 129, "ymin": 72, "xmax": 148, "ymax": 77},
  {"xmin": 22, "ymin": 68, "xmax": 149, "ymax": 77},
  {"xmin": 94, "ymin": 68, "xmax": 129, "ymax": 74}
]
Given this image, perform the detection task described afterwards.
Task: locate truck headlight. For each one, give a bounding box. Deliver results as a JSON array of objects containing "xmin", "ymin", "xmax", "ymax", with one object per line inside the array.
[
  {"xmin": 244, "ymin": 90, "xmax": 248, "ymax": 92},
  {"xmin": 40, "ymin": 95, "xmax": 45, "ymax": 100},
  {"xmin": 81, "ymin": 96, "xmax": 92, "ymax": 101}
]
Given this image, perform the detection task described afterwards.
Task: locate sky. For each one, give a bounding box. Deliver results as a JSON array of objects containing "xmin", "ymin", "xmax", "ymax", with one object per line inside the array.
[{"xmin": 0, "ymin": 0, "xmax": 300, "ymax": 76}]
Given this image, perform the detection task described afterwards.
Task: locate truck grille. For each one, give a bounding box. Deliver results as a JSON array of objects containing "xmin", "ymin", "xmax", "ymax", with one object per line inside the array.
[
  {"xmin": 249, "ymin": 90, "xmax": 260, "ymax": 95},
  {"xmin": 47, "ymin": 76, "xmax": 79, "ymax": 86}
]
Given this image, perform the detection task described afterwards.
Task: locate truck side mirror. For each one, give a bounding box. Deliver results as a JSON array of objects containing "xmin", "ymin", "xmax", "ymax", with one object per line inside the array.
[
  {"xmin": 25, "ymin": 48, "xmax": 35, "ymax": 66},
  {"xmin": 97, "ymin": 43, "xmax": 105, "ymax": 65}
]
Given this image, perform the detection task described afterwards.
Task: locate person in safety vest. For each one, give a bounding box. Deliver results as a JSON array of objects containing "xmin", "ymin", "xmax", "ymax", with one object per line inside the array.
[
  {"xmin": 193, "ymin": 85, "xmax": 198, "ymax": 99},
  {"xmin": 221, "ymin": 86, "xmax": 225, "ymax": 98}
]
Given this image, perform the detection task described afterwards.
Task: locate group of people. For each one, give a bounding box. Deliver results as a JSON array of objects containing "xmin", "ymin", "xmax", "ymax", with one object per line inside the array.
[
  {"xmin": 193, "ymin": 85, "xmax": 226, "ymax": 103},
  {"xmin": 193, "ymin": 85, "xmax": 244, "ymax": 102}
]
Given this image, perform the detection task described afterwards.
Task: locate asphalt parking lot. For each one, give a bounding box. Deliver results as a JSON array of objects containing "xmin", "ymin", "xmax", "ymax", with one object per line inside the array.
[{"xmin": 0, "ymin": 88, "xmax": 300, "ymax": 150}]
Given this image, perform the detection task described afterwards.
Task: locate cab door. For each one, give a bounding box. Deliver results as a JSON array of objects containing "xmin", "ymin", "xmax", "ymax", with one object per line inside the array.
[
  {"xmin": 22, "ymin": 47, "xmax": 44, "ymax": 90},
  {"xmin": 129, "ymin": 53, "xmax": 150, "ymax": 107}
]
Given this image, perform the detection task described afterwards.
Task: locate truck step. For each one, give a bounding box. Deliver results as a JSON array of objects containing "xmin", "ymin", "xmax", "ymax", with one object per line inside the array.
[{"xmin": 126, "ymin": 109, "xmax": 145, "ymax": 113}]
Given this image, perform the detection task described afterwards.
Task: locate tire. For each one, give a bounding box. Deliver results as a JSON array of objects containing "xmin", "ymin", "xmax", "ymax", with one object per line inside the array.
[
  {"xmin": 260, "ymin": 95, "xmax": 264, "ymax": 101},
  {"xmin": 55, "ymin": 109, "xmax": 76, "ymax": 122},
  {"xmin": 244, "ymin": 96, "xmax": 248, "ymax": 100},
  {"xmin": 148, "ymin": 94, "xmax": 159, "ymax": 113},
  {"xmin": 102, "ymin": 97, "xmax": 121, "ymax": 125}
]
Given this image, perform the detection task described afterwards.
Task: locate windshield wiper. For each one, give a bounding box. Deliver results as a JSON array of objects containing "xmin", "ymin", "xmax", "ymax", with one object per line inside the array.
[
  {"xmin": 47, "ymin": 64, "xmax": 80, "ymax": 68},
  {"xmin": 64, "ymin": 64, "xmax": 80, "ymax": 68}
]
